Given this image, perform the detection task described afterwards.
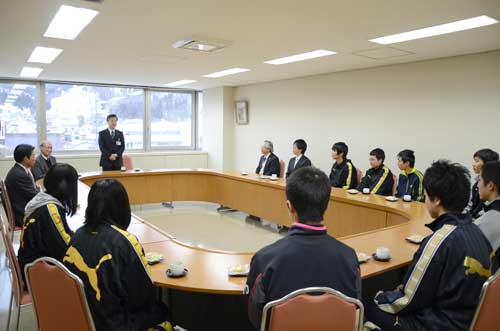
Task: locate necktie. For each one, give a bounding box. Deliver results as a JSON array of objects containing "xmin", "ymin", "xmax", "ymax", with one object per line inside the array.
[
  {"xmin": 28, "ymin": 169, "xmax": 37, "ymax": 190},
  {"xmin": 111, "ymin": 130, "xmax": 115, "ymax": 139}
]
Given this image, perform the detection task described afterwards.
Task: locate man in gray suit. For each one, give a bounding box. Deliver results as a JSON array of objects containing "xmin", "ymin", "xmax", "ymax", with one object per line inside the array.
[{"xmin": 33, "ymin": 140, "xmax": 57, "ymax": 180}]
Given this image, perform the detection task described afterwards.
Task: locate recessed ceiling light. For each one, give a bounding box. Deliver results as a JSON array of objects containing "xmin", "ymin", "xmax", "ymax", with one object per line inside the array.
[
  {"xmin": 20, "ymin": 67, "xmax": 43, "ymax": 78},
  {"xmin": 28, "ymin": 46, "xmax": 63, "ymax": 64},
  {"xmin": 44, "ymin": 5, "xmax": 99, "ymax": 40},
  {"xmin": 203, "ymin": 68, "xmax": 250, "ymax": 78},
  {"xmin": 264, "ymin": 49, "xmax": 337, "ymax": 65},
  {"xmin": 172, "ymin": 39, "xmax": 225, "ymax": 52},
  {"xmin": 369, "ymin": 15, "xmax": 499, "ymax": 45},
  {"xmin": 164, "ymin": 80, "xmax": 197, "ymax": 87}
]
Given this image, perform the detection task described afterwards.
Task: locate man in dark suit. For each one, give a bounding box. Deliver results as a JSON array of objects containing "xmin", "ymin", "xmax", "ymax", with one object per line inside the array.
[
  {"xmin": 98, "ymin": 114, "xmax": 125, "ymax": 171},
  {"xmin": 286, "ymin": 139, "xmax": 312, "ymax": 178},
  {"xmin": 32, "ymin": 140, "xmax": 57, "ymax": 180},
  {"xmin": 5, "ymin": 144, "xmax": 40, "ymax": 227},
  {"xmin": 255, "ymin": 140, "xmax": 281, "ymax": 177}
]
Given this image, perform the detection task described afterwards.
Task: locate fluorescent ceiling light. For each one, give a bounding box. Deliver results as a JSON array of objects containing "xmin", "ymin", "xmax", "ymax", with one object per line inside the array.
[
  {"xmin": 28, "ymin": 46, "xmax": 63, "ymax": 64},
  {"xmin": 203, "ymin": 68, "xmax": 250, "ymax": 78},
  {"xmin": 264, "ymin": 49, "xmax": 337, "ymax": 65},
  {"xmin": 164, "ymin": 80, "xmax": 197, "ymax": 87},
  {"xmin": 20, "ymin": 67, "xmax": 43, "ymax": 78},
  {"xmin": 44, "ymin": 5, "xmax": 99, "ymax": 40},
  {"xmin": 369, "ymin": 15, "xmax": 499, "ymax": 45}
]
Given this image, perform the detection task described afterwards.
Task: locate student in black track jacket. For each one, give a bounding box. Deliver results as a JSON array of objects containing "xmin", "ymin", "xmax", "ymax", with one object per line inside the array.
[
  {"xmin": 365, "ymin": 160, "xmax": 497, "ymax": 331},
  {"xmin": 285, "ymin": 139, "xmax": 312, "ymax": 178},
  {"xmin": 357, "ymin": 148, "xmax": 394, "ymax": 196},
  {"xmin": 467, "ymin": 149, "xmax": 499, "ymax": 219},
  {"xmin": 395, "ymin": 150, "xmax": 424, "ymax": 202},
  {"xmin": 245, "ymin": 167, "xmax": 361, "ymax": 329},
  {"xmin": 329, "ymin": 142, "xmax": 358, "ymax": 189}
]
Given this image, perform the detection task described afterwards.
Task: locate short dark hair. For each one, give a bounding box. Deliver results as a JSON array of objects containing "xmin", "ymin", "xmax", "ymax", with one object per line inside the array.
[
  {"xmin": 106, "ymin": 114, "xmax": 118, "ymax": 121},
  {"xmin": 332, "ymin": 142, "xmax": 348, "ymax": 159},
  {"xmin": 398, "ymin": 149, "xmax": 416, "ymax": 168},
  {"xmin": 423, "ymin": 160, "xmax": 471, "ymax": 214},
  {"xmin": 286, "ymin": 166, "xmax": 331, "ymax": 223},
  {"xmin": 370, "ymin": 148, "xmax": 385, "ymax": 162},
  {"xmin": 481, "ymin": 161, "xmax": 500, "ymax": 193},
  {"xmin": 13, "ymin": 144, "xmax": 35, "ymax": 163},
  {"xmin": 474, "ymin": 149, "xmax": 499, "ymax": 163},
  {"xmin": 85, "ymin": 179, "xmax": 131, "ymax": 230},
  {"xmin": 293, "ymin": 139, "xmax": 307, "ymax": 154},
  {"xmin": 44, "ymin": 163, "xmax": 79, "ymax": 216}
]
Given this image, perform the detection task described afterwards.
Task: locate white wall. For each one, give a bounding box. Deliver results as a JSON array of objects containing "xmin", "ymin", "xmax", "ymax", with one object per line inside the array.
[
  {"xmin": 232, "ymin": 50, "xmax": 500, "ymax": 177},
  {"xmin": 0, "ymin": 151, "xmax": 208, "ymax": 178}
]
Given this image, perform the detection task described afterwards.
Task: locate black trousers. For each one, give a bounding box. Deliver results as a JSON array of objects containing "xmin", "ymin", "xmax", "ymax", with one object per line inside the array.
[
  {"xmin": 364, "ymin": 299, "xmax": 402, "ymax": 331},
  {"xmin": 101, "ymin": 161, "xmax": 122, "ymax": 171}
]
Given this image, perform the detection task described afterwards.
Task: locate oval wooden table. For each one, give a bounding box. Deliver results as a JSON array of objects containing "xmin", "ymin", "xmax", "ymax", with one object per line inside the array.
[{"xmin": 77, "ymin": 169, "xmax": 432, "ymax": 295}]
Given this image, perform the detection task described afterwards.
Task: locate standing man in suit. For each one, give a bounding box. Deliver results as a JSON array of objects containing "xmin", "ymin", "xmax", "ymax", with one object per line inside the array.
[
  {"xmin": 98, "ymin": 114, "xmax": 125, "ymax": 171},
  {"xmin": 5, "ymin": 144, "xmax": 40, "ymax": 227},
  {"xmin": 32, "ymin": 140, "xmax": 57, "ymax": 180},
  {"xmin": 255, "ymin": 140, "xmax": 281, "ymax": 177},
  {"xmin": 286, "ymin": 139, "xmax": 312, "ymax": 178}
]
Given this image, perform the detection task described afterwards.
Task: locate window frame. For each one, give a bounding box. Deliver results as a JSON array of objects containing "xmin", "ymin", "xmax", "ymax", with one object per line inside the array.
[{"xmin": 0, "ymin": 78, "xmax": 199, "ymax": 157}]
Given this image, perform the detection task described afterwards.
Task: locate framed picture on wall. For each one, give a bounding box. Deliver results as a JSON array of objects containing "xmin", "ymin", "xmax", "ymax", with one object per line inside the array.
[{"xmin": 235, "ymin": 100, "xmax": 248, "ymax": 125}]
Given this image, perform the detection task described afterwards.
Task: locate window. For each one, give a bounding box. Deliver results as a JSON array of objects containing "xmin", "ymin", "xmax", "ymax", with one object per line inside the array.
[
  {"xmin": 197, "ymin": 91, "xmax": 203, "ymax": 149},
  {"xmin": 0, "ymin": 82, "xmax": 37, "ymax": 154},
  {"xmin": 150, "ymin": 91, "xmax": 193, "ymax": 148},
  {"xmin": 45, "ymin": 83, "xmax": 144, "ymax": 151}
]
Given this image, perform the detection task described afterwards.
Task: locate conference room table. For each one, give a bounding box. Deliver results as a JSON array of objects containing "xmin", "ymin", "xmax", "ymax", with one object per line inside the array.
[{"xmin": 75, "ymin": 168, "xmax": 433, "ymax": 296}]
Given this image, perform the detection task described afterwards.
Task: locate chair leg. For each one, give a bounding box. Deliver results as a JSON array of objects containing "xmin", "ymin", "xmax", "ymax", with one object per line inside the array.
[{"xmin": 162, "ymin": 202, "xmax": 174, "ymax": 209}]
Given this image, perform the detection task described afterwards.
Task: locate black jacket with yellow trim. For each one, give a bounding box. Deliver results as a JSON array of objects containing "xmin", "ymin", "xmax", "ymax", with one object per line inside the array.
[
  {"xmin": 244, "ymin": 223, "xmax": 361, "ymax": 329},
  {"xmin": 329, "ymin": 159, "xmax": 358, "ymax": 189},
  {"xmin": 18, "ymin": 202, "xmax": 72, "ymax": 283},
  {"xmin": 374, "ymin": 213, "xmax": 496, "ymax": 331},
  {"xmin": 63, "ymin": 223, "xmax": 168, "ymax": 331},
  {"xmin": 396, "ymin": 169, "xmax": 424, "ymax": 202},
  {"xmin": 357, "ymin": 165, "xmax": 394, "ymax": 196}
]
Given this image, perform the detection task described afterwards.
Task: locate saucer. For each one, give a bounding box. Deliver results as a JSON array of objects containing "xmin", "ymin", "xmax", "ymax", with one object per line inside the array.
[
  {"xmin": 385, "ymin": 196, "xmax": 399, "ymax": 202},
  {"xmin": 347, "ymin": 189, "xmax": 359, "ymax": 194},
  {"xmin": 372, "ymin": 253, "xmax": 391, "ymax": 262},
  {"xmin": 166, "ymin": 268, "xmax": 188, "ymax": 278},
  {"xmin": 405, "ymin": 235, "xmax": 424, "ymax": 244}
]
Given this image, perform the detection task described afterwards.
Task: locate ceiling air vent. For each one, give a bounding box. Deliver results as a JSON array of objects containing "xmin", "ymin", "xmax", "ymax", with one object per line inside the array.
[{"xmin": 172, "ymin": 39, "xmax": 225, "ymax": 53}]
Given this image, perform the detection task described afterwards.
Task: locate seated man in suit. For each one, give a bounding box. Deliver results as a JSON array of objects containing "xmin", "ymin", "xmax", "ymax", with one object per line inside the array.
[
  {"xmin": 365, "ymin": 160, "xmax": 496, "ymax": 331},
  {"xmin": 255, "ymin": 140, "xmax": 281, "ymax": 177},
  {"xmin": 245, "ymin": 167, "xmax": 361, "ymax": 329},
  {"xmin": 32, "ymin": 140, "xmax": 57, "ymax": 180},
  {"xmin": 395, "ymin": 150, "xmax": 424, "ymax": 202},
  {"xmin": 5, "ymin": 144, "xmax": 39, "ymax": 227},
  {"xmin": 329, "ymin": 142, "xmax": 358, "ymax": 189},
  {"xmin": 357, "ymin": 148, "xmax": 394, "ymax": 196},
  {"xmin": 98, "ymin": 114, "xmax": 125, "ymax": 171},
  {"xmin": 467, "ymin": 149, "xmax": 499, "ymax": 219},
  {"xmin": 475, "ymin": 160, "xmax": 500, "ymax": 267},
  {"xmin": 286, "ymin": 139, "xmax": 311, "ymax": 178}
]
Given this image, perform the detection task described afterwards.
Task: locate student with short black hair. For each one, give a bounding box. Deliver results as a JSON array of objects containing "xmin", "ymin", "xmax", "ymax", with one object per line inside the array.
[
  {"xmin": 286, "ymin": 139, "xmax": 312, "ymax": 178},
  {"xmin": 357, "ymin": 148, "xmax": 394, "ymax": 196},
  {"xmin": 245, "ymin": 167, "xmax": 360, "ymax": 329},
  {"xmin": 468, "ymin": 148, "xmax": 499, "ymax": 218},
  {"xmin": 5, "ymin": 144, "xmax": 39, "ymax": 226},
  {"xmin": 64, "ymin": 179, "xmax": 171, "ymax": 331},
  {"xmin": 475, "ymin": 160, "xmax": 500, "ymax": 267},
  {"xmin": 329, "ymin": 142, "xmax": 358, "ymax": 189},
  {"xmin": 395, "ymin": 150, "xmax": 424, "ymax": 201},
  {"xmin": 365, "ymin": 160, "xmax": 496, "ymax": 331},
  {"xmin": 18, "ymin": 163, "xmax": 78, "ymax": 282}
]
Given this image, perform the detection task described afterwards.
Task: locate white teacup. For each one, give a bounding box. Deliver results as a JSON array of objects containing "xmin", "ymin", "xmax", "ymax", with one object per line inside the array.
[
  {"xmin": 403, "ymin": 195, "xmax": 412, "ymax": 202},
  {"xmin": 376, "ymin": 247, "xmax": 391, "ymax": 260},
  {"xmin": 271, "ymin": 174, "xmax": 278, "ymax": 179},
  {"xmin": 363, "ymin": 188, "xmax": 370, "ymax": 194},
  {"xmin": 169, "ymin": 261, "xmax": 185, "ymax": 276}
]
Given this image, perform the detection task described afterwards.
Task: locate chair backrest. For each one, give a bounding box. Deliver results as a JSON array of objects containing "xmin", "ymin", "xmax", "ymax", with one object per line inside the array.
[
  {"xmin": 279, "ymin": 160, "xmax": 285, "ymax": 178},
  {"xmin": 1, "ymin": 215, "xmax": 24, "ymax": 306},
  {"xmin": 261, "ymin": 287, "xmax": 363, "ymax": 331},
  {"xmin": 469, "ymin": 268, "xmax": 500, "ymax": 331},
  {"xmin": 0, "ymin": 180, "xmax": 16, "ymax": 232},
  {"xmin": 25, "ymin": 257, "xmax": 96, "ymax": 331},
  {"xmin": 392, "ymin": 174, "xmax": 398, "ymax": 196},
  {"xmin": 123, "ymin": 154, "xmax": 133, "ymax": 171},
  {"xmin": 356, "ymin": 169, "xmax": 363, "ymax": 185}
]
